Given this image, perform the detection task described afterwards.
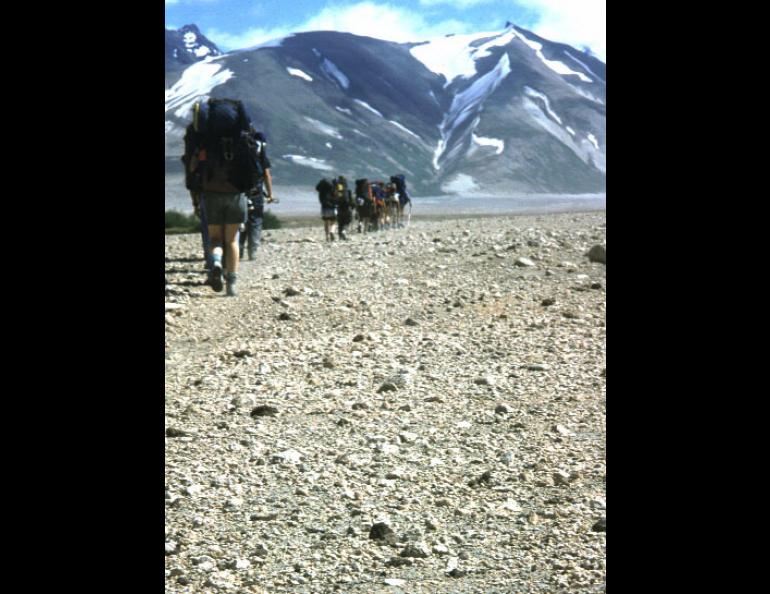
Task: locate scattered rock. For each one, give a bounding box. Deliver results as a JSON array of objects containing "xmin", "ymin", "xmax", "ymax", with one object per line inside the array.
[
  {"xmin": 400, "ymin": 542, "xmax": 431, "ymax": 558},
  {"xmin": 251, "ymin": 405, "xmax": 278, "ymax": 417},
  {"xmin": 592, "ymin": 518, "xmax": 606, "ymax": 532},
  {"xmin": 369, "ymin": 522, "xmax": 397, "ymax": 544},
  {"xmin": 586, "ymin": 244, "xmax": 606, "ymax": 264},
  {"xmin": 495, "ymin": 403, "xmax": 512, "ymax": 415},
  {"xmin": 515, "ymin": 257, "xmax": 536, "ymax": 267},
  {"xmin": 271, "ymin": 449, "xmax": 302, "ymax": 465},
  {"xmin": 474, "ymin": 375, "xmax": 496, "ymax": 386}
]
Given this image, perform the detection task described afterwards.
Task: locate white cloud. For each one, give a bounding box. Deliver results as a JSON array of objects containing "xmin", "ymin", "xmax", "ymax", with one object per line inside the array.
[
  {"xmin": 204, "ymin": 0, "xmax": 605, "ymax": 61},
  {"xmin": 516, "ymin": 0, "xmax": 605, "ymax": 61},
  {"xmin": 418, "ymin": 0, "xmax": 491, "ymax": 6},
  {"xmin": 207, "ymin": 2, "xmax": 477, "ymax": 50},
  {"xmin": 417, "ymin": 0, "xmax": 605, "ymax": 60}
]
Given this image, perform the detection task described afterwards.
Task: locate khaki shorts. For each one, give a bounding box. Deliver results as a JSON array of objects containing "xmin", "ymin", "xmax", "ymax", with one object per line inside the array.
[{"xmin": 202, "ymin": 192, "xmax": 247, "ymax": 225}]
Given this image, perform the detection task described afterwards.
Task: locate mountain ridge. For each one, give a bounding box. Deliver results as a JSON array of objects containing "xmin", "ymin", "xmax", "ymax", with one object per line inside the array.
[{"xmin": 165, "ymin": 23, "xmax": 605, "ymax": 195}]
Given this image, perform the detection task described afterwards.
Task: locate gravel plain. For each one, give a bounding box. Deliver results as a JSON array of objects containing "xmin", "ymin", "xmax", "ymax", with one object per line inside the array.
[{"xmin": 165, "ymin": 211, "xmax": 606, "ymax": 594}]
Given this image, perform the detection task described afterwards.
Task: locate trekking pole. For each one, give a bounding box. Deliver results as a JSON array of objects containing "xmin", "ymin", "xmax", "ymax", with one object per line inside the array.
[{"xmin": 407, "ymin": 202, "xmax": 412, "ymax": 228}]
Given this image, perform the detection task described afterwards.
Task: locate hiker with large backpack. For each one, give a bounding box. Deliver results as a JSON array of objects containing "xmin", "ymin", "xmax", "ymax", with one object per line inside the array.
[
  {"xmin": 391, "ymin": 174, "xmax": 412, "ymax": 228},
  {"xmin": 316, "ymin": 178, "xmax": 337, "ymax": 241},
  {"xmin": 239, "ymin": 128, "xmax": 275, "ymax": 261},
  {"xmin": 184, "ymin": 98, "xmax": 264, "ymax": 296},
  {"xmin": 333, "ymin": 175, "xmax": 353, "ymax": 240},
  {"xmin": 354, "ymin": 178, "xmax": 376, "ymax": 233},
  {"xmin": 371, "ymin": 181, "xmax": 387, "ymax": 231}
]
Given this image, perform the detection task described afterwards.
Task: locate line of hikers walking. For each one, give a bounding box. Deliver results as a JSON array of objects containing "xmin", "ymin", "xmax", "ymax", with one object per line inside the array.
[
  {"xmin": 180, "ymin": 96, "xmax": 415, "ymax": 295},
  {"xmin": 316, "ymin": 174, "xmax": 412, "ymax": 241}
]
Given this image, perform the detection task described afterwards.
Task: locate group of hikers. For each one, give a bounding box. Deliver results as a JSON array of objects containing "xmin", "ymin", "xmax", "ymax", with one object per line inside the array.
[
  {"xmin": 315, "ymin": 175, "xmax": 412, "ymax": 242},
  {"xmin": 180, "ymin": 97, "xmax": 414, "ymax": 296}
]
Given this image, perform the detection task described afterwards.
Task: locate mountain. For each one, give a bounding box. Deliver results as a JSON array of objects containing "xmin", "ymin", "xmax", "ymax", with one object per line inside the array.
[
  {"xmin": 165, "ymin": 24, "xmax": 605, "ymax": 195},
  {"xmin": 165, "ymin": 24, "xmax": 222, "ymax": 84}
]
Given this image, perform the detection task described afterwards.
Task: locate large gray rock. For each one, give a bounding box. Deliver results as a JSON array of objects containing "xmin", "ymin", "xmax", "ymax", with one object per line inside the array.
[{"xmin": 587, "ymin": 244, "xmax": 606, "ymax": 264}]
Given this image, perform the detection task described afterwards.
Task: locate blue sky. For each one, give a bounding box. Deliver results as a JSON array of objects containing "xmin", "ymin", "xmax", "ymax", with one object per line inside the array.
[{"xmin": 165, "ymin": 1, "xmax": 605, "ymax": 61}]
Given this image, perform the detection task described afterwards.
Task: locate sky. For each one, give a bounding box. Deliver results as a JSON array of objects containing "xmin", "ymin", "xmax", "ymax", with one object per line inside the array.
[{"xmin": 165, "ymin": 0, "xmax": 606, "ymax": 62}]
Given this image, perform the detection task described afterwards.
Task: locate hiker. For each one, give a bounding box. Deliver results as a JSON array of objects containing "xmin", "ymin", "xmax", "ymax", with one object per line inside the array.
[
  {"xmin": 371, "ymin": 181, "xmax": 387, "ymax": 231},
  {"xmin": 354, "ymin": 178, "xmax": 375, "ymax": 233},
  {"xmin": 185, "ymin": 98, "xmax": 264, "ymax": 296},
  {"xmin": 239, "ymin": 129, "xmax": 275, "ymax": 261},
  {"xmin": 316, "ymin": 178, "xmax": 336, "ymax": 241},
  {"xmin": 333, "ymin": 175, "xmax": 353, "ymax": 240},
  {"xmin": 391, "ymin": 174, "xmax": 412, "ymax": 228},
  {"xmin": 384, "ymin": 181, "xmax": 400, "ymax": 228},
  {"xmin": 182, "ymin": 124, "xmax": 213, "ymax": 271}
]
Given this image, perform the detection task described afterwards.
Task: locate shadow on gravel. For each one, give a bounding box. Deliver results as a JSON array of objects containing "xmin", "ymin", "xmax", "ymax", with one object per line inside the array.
[
  {"xmin": 167, "ymin": 279, "xmax": 209, "ymax": 287},
  {"xmin": 165, "ymin": 267, "xmax": 206, "ymax": 275},
  {"xmin": 165, "ymin": 257, "xmax": 204, "ymax": 263}
]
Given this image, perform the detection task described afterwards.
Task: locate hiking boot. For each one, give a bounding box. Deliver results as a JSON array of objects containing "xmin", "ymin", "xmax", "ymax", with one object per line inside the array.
[
  {"xmin": 248, "ymin": 249, "xmax": 257, "ymax": 261},
  {"xmin": 225, "ymin": 272, "xmax": 237, "ymax": 297},
  {"xmin": 340, "ymin": 231, "xmax": 347, "ymax": 240},
  {"xmin": 210, "ymin": 262, "xmax": 224, "ymax": 292}
]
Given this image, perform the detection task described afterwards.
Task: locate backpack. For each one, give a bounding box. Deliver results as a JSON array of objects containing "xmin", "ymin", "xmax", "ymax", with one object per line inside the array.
[
  {"xmin": 390, "ymin": 174, "xmax": 410, "ymax": 204},
  {"xmin": 181, "ymin": 124, "xmax": 203, "ymax": 192},
  {"xmin": 316, "ymin": 178, "xmax": 335, "ymax": 208},
  {"xmin": 355, "ymin": 179, "xmax": 371, "ymax": 203},
  {"xmin": 189, "ymin": 98, "xmax": 263, "ymax": 193}
]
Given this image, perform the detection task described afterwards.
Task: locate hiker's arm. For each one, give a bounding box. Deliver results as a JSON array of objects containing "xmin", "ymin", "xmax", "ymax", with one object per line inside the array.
[{"xmin": 264, "ymin": 168, "xmax": 274, "ymax": 202}]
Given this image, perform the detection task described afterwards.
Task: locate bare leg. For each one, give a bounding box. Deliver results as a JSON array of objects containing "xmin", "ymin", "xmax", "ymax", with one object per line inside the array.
[{"xmin": 223, "ymin": 224, "xmax": 240, "ymax": 274}]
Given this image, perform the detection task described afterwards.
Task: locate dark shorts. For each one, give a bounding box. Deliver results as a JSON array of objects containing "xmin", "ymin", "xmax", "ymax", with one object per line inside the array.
[
  {"xmin": 202, "ymin": 192, "xmax": 247, "ymax": 225},
  {"xmin": 321, "ymin": 206, "xmax": 336, "ymax": 220}
]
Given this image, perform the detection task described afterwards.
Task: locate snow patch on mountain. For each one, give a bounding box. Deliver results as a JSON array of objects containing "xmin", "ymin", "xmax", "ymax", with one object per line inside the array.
[
  {"xmin": 523, "ymin": 95, "xmax": 603, "ymax": 172},
  {"xmin": 303, "ymin": 117, "xmax": 343, "ymax": 139},
  {"xmin": 517, "ymin": 34, "xmax": 592, "ymax": 82},
  {"xmin": 315, "ymin": 52, "xmax": 350, "ymax": 89},
  {"xmin": 388, "ymin": 120, "xmax": 421, "ymax": 139},
  {"xmin": 441, "ymin": 173, "xmax": 478, "ymax": 194},
  {"xmin": 433, "ymin": 52, "xmax": 511, "ymax": 169},
  {"xmin": 564, "ymin": 51, "xmax": 604, "ymax": 83},
  {"xmin": 283, "ymin": 154, "xmax": 333, "ymax": 171},
  {"xmin": 410, "ymin": 29, "xmax": 515, "ymax": 86},
  {"xmin": 567, "ymin": 83, "xmax": 605, "ymax": 105},
  {"xmin": 472, "ymin": 133, "xmax": 504, "ymax": 155},
  {"xmin": 354, "ymin": 99, "xmax": 383, "ymax": 117},
  {"xmin": 587, "ymin": 133, "xmax": 600, "ymax": 150},
  {"xmin": 165, "ymin": 59, "xmax": 234, "ymax": 119},
  {"xmin": 523, "ymin": 87, "xmax": 562, "ymax": 124},
  {"xmin": 566, "ymin": 126, "xmax": 576, "ymax": 136},
  {"xmin": 335, "ymin": 106, "xmax": 353, "ymax": 115},
  {"xmin": 287, "ymin": 67, "xmax": 313, "ymax": 81}
]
